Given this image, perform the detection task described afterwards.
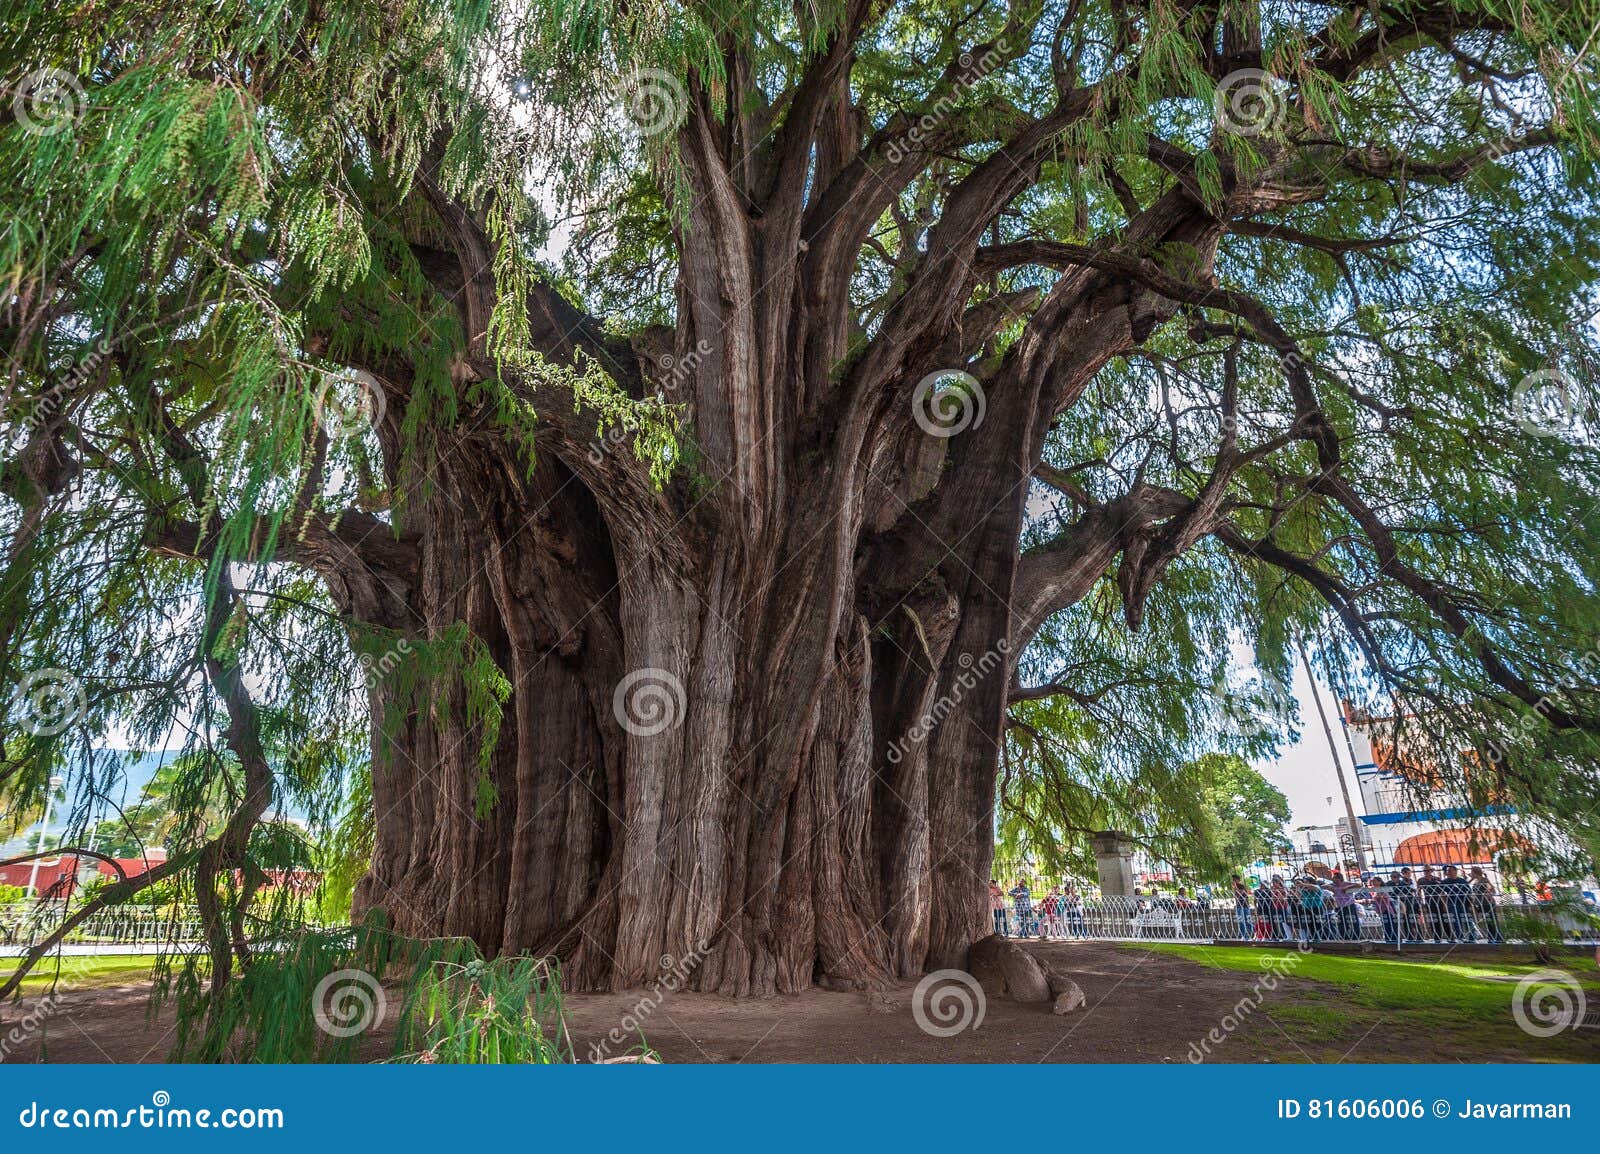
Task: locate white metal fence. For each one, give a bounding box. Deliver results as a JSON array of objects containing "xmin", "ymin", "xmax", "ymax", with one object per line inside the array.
[
  {"xmin": 0, "ymin": 902, "xmax": 207, "ymax": 955},
  {"xmin": 992, "ymin": 894, "xmax": 1600, "ymax": 945},
  {"xmin": 5, "ymin": 895, "xmax": 1597, "ymax": 959}
]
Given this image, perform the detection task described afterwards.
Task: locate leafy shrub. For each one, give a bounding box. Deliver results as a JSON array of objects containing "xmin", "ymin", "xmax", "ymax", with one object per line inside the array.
[
  {"xmin": 1497, "ymin": 895, "xmax": 1600, "ymax": 964},
  {"xmin": 401, "ymin": 955, "xmax": 574, "ymax": 1064},
  {"xmin": 156, "ymin": 911, "xmax": 596, "ymax": 1064}
]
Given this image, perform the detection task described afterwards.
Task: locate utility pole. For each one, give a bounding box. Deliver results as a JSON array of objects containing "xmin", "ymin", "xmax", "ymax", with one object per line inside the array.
[
  {"xmin": 24, "ymin": 775, "xmax": 65, "ymax": 898},
  {"xmin": 1297, "ymin": 641, "xmax": 1369, "ymax": 877}
]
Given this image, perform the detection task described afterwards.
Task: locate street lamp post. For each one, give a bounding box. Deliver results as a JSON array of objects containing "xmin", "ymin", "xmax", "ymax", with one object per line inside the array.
[{"xmin": 24, "ymin": 775, "xmax": 66, "ymax": 898}]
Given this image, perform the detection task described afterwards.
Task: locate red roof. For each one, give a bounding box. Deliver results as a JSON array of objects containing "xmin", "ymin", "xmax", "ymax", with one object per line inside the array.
[
  {"xmin": 1, "ymin": 851, "xmax": 319, "ymax": 898},
  {"xmin": 0, "ymin": 851, "xmax": 167, "ymax": 898}
]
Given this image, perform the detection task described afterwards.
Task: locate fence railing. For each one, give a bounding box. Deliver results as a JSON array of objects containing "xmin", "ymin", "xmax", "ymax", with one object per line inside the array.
[
  {"xmin": 991, "ymin": 895, "xmax": 1599, "ymax": 945},
  {"xmin": 6, "ymin": 895, "xmax": 1597, "ymax": 957},
  {"xmin": 0, "ymin": 902, "xmax": 207, "ymax": 951}
]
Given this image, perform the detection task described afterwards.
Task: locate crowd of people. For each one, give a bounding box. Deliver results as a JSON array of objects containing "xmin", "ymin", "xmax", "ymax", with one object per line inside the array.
[
  {"xmin": 1227, "ymin": 865, "xmax": 1504, "ymax": 944},
  {"xmin": 990, "ymin": 879, "xmax": 1091, "ymax": 939},
  {"xmin": 989, "ymin": 864, "xmax": 1508, "ymax": 944}
]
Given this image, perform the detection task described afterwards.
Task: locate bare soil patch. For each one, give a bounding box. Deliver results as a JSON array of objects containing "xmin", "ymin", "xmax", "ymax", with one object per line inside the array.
[{"xmin": 3, "ymin": 941, "xmax": 1595, "ymax": 1063}]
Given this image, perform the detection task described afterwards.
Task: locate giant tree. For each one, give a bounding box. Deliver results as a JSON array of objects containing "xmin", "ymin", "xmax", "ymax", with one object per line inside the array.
[{"xmin": 4, "ymin": 0, "xmax": 1600, "ymax": 996}]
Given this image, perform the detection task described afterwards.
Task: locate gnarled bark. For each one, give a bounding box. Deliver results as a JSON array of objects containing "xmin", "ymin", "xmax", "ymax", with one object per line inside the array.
[{"xmin": 345, "ymin": 26, "xmax": 1303, "ymax": 994}]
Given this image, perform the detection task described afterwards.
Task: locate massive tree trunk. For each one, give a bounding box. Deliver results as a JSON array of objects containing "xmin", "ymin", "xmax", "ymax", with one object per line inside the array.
[
  {"xmin": 344, "ymin": 77, "xmax": 1241, "ymax": 995},
  {"xmin": 349, "ymin": 398, "xmax": 1024, "ymax": 994}
]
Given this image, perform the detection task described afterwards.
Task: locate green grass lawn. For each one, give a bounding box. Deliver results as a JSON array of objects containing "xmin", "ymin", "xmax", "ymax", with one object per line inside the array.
[
  {"xmin": 1, "ymin": 954, "xmax": 158, "ymax": 993},
  {"xmin": 1138, "ymin": 944, "xmax": 1600, "ymax": 1061}
]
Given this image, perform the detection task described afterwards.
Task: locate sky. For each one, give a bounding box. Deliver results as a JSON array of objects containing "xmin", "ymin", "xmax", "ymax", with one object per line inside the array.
[{"xmin": 1252, "ymin": 660, "xmax": 1358, "ymax": 838}]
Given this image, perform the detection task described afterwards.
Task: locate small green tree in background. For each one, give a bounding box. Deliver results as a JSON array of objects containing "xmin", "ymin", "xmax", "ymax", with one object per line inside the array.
[{"xmin": 1000, "ymin": 728, "xmax": 1291, "ymax": 884}]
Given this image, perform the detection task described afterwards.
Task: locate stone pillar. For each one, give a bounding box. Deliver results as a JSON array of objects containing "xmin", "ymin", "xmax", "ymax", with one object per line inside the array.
[{"xmin": 1092, "ymin": 831, "xmax": 1137, "ymax": 896}]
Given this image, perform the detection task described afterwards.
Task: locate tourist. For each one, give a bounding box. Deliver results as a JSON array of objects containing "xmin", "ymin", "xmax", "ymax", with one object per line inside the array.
[
  {"xmin": 1231, "ymin": 874, "xmax": 1253, "ymax": 941},
  {"xmin": 1269, "ymin": 876, "xmax": 1294, "ymax": 941},
  {"xmin": 1009, "ymin": 878, "xmax": 1033, "ymax": 938},
  {"xmin": 1391, "ymin": 868, "xmax": 1421, "ymax": 942},
  {"xmin": 1285, "ymin": 876, "xmax": 1304, "ymax": 942},
  {"xmin": 1328, "ymin": 870, "xmax": 1362, "ymax": 941},
  {"xmin": 1368, "ymin": 875, "xmax": 1399, "ymax": 944},
  {"xmin": 1038, "ymin": 887, "xmax": 1060, "ymax": 940},
  {"xmin": 1470, "ymin": 868, "xmax": 1502, "ymax": 943},
  {"xmin": 1061, "ymin": 884, "xmax": 1085, "ymax": 937},
  {"xmin": 1253, "ymin": 878, "xmax": 1276, "ymax": 941},
  {"xmin": 1418, "ymin": 866, "xmax": 1446, "ymax": 942},
  {"xmin": 1295, "ymin": 875, "xmax": 1327, "ymax": 943},
  {"xmin": 989, "ymin": 879, "xmax": 1008, "ymax": 936},
  {"xmin": 1440, "ymin": 865, "xmax": 1475, "ymax": 942}
]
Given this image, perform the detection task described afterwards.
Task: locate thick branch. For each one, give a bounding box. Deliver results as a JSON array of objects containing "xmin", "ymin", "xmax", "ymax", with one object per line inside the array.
[{"xmin": 1011, "ymin": 484, "xmax": 1192, "ymax": 650}]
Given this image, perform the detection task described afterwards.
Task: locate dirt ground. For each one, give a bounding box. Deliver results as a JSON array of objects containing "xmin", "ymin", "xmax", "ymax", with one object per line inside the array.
[{"xmin": 4, "ymin": 940, "xmax": 1597, "ymax": 1063}]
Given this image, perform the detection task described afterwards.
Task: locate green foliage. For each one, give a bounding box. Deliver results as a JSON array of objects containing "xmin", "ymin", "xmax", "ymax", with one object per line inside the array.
[
  {"xmin": 1494, "ymin": 894, "xmax": 1600, "ymax": 962},
  {"xmin": 1000, "ymin": 718, "xmax": 1292, "ymax": 882},
  {"xmin": 313, "ymin": 763, "xmax": 374, "ymax": 925},
  {"xmin": 1192, "ymin": 753, "xmax": 1293, "ymax": 874},
  {"xmin": 123, "ymin": 754, "xmax": 245, "ymax": 854},
  {"xmin": 155, "ymin": 912, "xmax": 578, "ymax": 1063},
  {"xmin": 402, "ymin": 955, "xmax": 574, "ymax": 1064},
  {"xmin": 0, "ymin": 0, "xmax": 573, "ymax": 841},
  {"xmin": 156, "ymin": 912, "xmax": 451, "ymax": 1062},
  {"xmin": 1010, "ymin": 6, "xmax": 1600, "ymax": 858},
  {"xmin": 5, "ymin": 0, "xmax": 1600, "ymax": 976}
]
